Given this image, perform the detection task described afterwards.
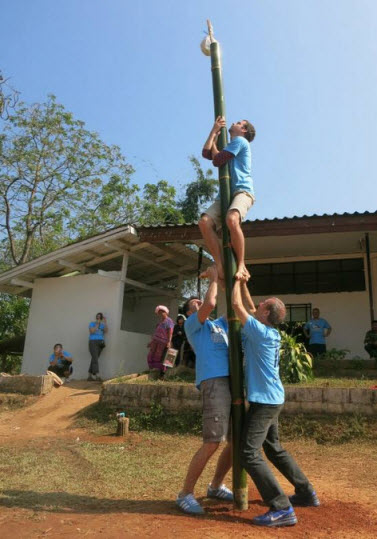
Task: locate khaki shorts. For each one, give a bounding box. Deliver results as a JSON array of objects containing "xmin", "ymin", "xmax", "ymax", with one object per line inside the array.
[
  {"xmin": 200, "ymin": 377, "xmax": 231, "ymax": 443},
  {"xmin": 203, "ymin": 191, "xmax": 255, "ymax": 230}
]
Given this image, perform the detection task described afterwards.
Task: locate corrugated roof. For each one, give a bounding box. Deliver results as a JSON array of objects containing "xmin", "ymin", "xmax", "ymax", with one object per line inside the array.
[{"xmin": 138, "ymin": 210, "xmax": 377, "ymax": 229}]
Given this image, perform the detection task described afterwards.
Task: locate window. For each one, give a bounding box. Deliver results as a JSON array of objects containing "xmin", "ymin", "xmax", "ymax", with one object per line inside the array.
[
  {"xmin": 247, "ymin": 258, "xmax": 365, "ymax": 295},
  {"xmin": 285, "ymin": 304, "xmax": 312, "ymax": 323}
]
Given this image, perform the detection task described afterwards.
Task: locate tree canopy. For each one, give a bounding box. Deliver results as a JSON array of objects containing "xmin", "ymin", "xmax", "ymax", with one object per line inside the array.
[{"xmin": 0, "ymin": 93, "xmax": 216, "ymax": 268}]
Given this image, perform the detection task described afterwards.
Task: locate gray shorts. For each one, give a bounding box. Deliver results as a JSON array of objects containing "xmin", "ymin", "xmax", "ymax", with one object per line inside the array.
[
  {"xmin": 200, "ymin": 376, "xmax": 231, "ymax": 443},
  {"xmin": 204, "ymin": 191, "xmax": 255, "ymax": 230}
]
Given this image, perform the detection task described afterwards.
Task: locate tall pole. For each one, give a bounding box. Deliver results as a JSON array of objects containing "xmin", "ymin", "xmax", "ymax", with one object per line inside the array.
[
  {"xmin": 202, "ymin": 20, "xmax": 248, "ymax": 511},
  {"xmin": 365, "ymin": 233, "xmax": 375, "ymax": 324}
]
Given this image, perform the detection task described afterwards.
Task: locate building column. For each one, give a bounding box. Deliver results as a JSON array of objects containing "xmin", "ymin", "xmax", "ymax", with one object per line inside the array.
[{"xmin": 170, "ymin": 275, "xmax": 183, "ymax": 320}]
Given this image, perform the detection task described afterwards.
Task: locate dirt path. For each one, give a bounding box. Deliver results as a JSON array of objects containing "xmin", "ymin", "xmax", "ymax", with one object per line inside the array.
[{"xmin": 0, "ymin": 381, "xmax": 101, "ymax": 444}]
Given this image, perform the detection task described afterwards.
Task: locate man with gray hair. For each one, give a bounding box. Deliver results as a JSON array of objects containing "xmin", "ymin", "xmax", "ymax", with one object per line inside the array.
[{"xmin": 232, "ymin": 281, "xmax": 319, "ymax": 528}]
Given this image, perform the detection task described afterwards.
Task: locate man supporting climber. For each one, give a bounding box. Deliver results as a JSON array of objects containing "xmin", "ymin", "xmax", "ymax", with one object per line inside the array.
[{"xmin": 199, "ymin": 116, "xmax": 255, "ymax": 282}]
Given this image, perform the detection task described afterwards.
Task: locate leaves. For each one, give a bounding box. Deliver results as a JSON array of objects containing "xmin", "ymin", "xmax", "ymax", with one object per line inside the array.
[
  {"xmin": 279, "ymin": 331, "xmax": 313, "ymax": 383},
  {"xmin": 0, "ymin": 95, "xmax": 138, "ymax": 264},
  {"xmin": 178, "ymin": 156, "xmax": 217, "ymax": 222}
]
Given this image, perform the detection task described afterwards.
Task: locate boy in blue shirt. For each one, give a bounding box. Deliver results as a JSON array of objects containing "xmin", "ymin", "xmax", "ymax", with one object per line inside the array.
[
  {"xmin": 200, "ymin": 116, "xmax": 255, "ymax": 282},
  {"xmin": 232, "ymin": 280, "xmax": 319, "ymax": 528},
  {"xmin": 48, "ymin": 343, "xmax": 73, "ymax": 383},
  {"xmin": 176, "ymin": 265, "xmax": 233, "ymax": 515},
  {"xmin": 304, "ymin": 308, "xmax": 331, "ymax": 357}
]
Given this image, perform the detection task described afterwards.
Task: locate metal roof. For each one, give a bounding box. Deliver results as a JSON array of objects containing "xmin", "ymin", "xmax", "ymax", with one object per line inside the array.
[
  {"xmin": 0, "ymin": 225, "xmax": 210, "ymax": 297},
  {"xmin": 1, "ymin": 210, "xmax": 376, "ymax": 297}
]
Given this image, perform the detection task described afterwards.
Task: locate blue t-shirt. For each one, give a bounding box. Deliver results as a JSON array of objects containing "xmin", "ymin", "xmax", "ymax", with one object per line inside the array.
[
  {"xmin": 242, "ymin": 315, "xmax": 284, "ymax": 405},
  {"xmin": 304, "ymin": 318, "xmax": 331, "ymax": 345},
  {"xmin": 184, "ymin": 313, "xmax": 229, "ymax": 388},
  {"xmin": 49, "ymin": 351, "xmax": 72, "ymax": 366},
  {"xmin": 225, "ymin": 136, "xmax": 254, "ymax": 197},
  {"xmin": 89, "ymin": 321, "xmax": 105, "ymax": 340}
]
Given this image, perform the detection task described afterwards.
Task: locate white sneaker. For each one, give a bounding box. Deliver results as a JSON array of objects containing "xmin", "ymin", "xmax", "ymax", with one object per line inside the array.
[{"xmin": 63, "ymin": 377, "xmax": 71, "ymax": 384}]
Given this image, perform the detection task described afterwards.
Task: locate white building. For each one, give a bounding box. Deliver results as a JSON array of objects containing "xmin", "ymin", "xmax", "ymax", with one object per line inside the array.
[{"xmin": 0, "ymin": 211, "xmax": 376, "ymax": 378}]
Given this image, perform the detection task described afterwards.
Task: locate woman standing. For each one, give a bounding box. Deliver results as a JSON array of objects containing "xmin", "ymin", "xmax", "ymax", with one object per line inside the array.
[
  {"xmin": 172, "ymin": 314, "xmax": 187, "ymax": 366},
  {"xmin": 147, "ymin": 305, "xmax": 174, "ymax": 376},
  {"xmin": 88, "ymin": 312, "xmax": 108, "ymax": 381}
]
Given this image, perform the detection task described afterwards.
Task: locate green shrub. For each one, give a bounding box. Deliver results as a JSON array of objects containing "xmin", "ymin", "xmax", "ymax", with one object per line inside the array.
[
  {"xmin": 130, "ymin": 401, "xmax": 202, "ymax": 435},
  {"xmin": 318, "ymin": 348, "xmax": 350, "ymax": 361},
  {"xmin": 279, "ymin": 331, "xmax": 313, "ymax": 383}
]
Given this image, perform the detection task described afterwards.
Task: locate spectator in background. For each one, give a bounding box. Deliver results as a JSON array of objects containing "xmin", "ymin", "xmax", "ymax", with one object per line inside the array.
[
  {"xmin": 48, "ymin": 344, "xmax": 73, "ymax": 383},
  {"xmin": 364, "ymin": 320, "xmax": 377, "ymax": 361},
  {"xmin": 147, "ymin": 305, "xmax": 174, "ymax": 377},
  {"xmin": 304, "ymin": 308, "xmax": 331, "ymax": 358},
  {"xmin": 172, "ymin": 314, "xmax": 186, "ymax": 366},
  {"xmin": 88, "ymin": 312, "xmax": 108, "ymax": 381}
]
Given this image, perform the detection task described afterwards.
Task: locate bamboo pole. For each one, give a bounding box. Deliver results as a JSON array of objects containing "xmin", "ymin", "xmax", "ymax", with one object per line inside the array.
[{"xmin": 204, "ymin": 20, "xmax": 248, "ymax": 511}]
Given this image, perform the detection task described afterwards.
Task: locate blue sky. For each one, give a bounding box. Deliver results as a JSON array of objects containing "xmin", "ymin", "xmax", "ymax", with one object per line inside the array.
[{"xmin": 1, "ymin": 0, "xmax": 377, "ymax": 220}]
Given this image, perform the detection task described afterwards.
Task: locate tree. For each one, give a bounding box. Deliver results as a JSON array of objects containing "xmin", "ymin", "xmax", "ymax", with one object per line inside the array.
[
  {"xmin": 179, "ymin": 156, "xmax": 218, "ymax": 222},
  {"xmin": 0, "ymin": 293, "xmax": 29, "ymax": 374},
  {"xmin": 138, "ymin": 180, "xmax": 184, "ymax": 225},
  {"xmin": 0, "ymin": 71, "xmax": 19, "ymax": 120},
  {"xmin": 0, "ymin": 95, "xmax": 137, "ymax": 265}
]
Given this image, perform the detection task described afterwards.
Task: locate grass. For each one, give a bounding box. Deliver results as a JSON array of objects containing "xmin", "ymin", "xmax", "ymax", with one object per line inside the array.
[
  {"xmin": 0, "ymin": 431, "xmax": 377, "ymax": 513},
  {"xmin": 74, "ymin": 400, "xmax": 377, "ymax": 445},
  {"xmin": 0, "ymin": 393, "xmax": 37, "ymax": 413},
  {"xmin": 285, "ymin": 377, "xmax": 376, "ymax": 388}
]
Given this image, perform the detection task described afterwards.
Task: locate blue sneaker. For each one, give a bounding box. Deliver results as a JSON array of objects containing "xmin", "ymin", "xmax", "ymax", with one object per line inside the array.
[
  {"xmin": 207, "ymin": 484, "xmax": 233, "ymax": 502},
  {"xmin": 289, "ymin": 490, "xmax": 320, "ymax": 507},
  {"xmin": 252, "ymin": 506, "xmax": 297, "ymax": 527},
  {"xmin": 176, "ymin": 493, "xmax": 205, "ymax": 515}
]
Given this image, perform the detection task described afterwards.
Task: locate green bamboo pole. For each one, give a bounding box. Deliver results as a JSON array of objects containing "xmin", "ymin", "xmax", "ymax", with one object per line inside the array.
[{"xmin": 204, "ymin": 20, "xmax": 248, "ymax": 511}]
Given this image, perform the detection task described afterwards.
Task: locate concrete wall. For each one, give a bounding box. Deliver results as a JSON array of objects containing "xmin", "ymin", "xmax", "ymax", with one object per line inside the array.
[
  {"xmin": 212, "ymin": 288, "xmax": 370, "ymax": 358},
  {"xmin": 0, "ymin": 375, "xmax": 53, "ymax": 395},
  {"xmin": 101, "ymin": 382, "xmax": 377, "ymax": 416},
  {"xmin": 22, "ymin": 273, "xmax": 150, "ymax": 379},
  {"xmin": 121, "ymin": 295, "xmax": 176, "ymax": 335},
  {"xmin": 252, "ymin": 291, "xmax": 370, "ymax": 358}
]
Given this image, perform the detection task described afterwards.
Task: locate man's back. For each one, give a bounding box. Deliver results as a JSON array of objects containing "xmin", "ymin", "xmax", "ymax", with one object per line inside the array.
[{"xmin": 184, "ymin": 313, "xmax": 229, "ymax": 388}]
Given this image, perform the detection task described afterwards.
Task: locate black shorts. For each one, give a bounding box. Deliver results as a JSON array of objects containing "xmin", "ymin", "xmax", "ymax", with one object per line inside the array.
[
  {"xmin": 48, "ymin": 361, "xmax": 73, "ymax": 378},
  {"xmin": 308, "ymin": 344, "xmax": 326, "ymax": 357}
]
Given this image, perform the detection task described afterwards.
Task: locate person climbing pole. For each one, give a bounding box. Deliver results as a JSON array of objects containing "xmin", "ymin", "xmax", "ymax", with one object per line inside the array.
[{"xmin": 199, "ymin": 115, "xmax": 255, "ymax": 282}]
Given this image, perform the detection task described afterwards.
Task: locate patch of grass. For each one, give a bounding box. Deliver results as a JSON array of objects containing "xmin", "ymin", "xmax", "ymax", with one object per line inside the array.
[
  {"xmin": 73, "ymin": 401, "xmax": 202, "ymax": 437},
  {"xmin": 0, "ymin": 393, "xmax": 37, "ymax": 413},
  {"xmin": 284, "ymin": 377, "xmax": 375, "ymax": 388},
  {"xmin": 280, "ymin": 413, "xmax": 377, "ymax": 444},
  {"xmin": 130, "ymin": 402, "xmax": 202, "ymax": 435},
  {"xmin": 75, "ymin": 401, "xmax": 377, "ymax": 445},
  {"xmin": 0, "ymin": 433, "xmax": 206, "ymax": 504},
  {"xmin": 74, "ymin": 402, "xmax": 118, "ymax": 435}
]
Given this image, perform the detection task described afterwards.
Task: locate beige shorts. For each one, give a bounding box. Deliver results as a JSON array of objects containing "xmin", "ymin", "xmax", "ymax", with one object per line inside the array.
[
  {"xmin": 200, "ymin": 377, "xmax": 231, "ymax": 443},
  {"xmin": 203, "ymin": 191, "xmax": 255, "ymax": 230}
]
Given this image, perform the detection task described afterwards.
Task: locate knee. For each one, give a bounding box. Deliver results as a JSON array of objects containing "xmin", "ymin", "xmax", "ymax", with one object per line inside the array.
[
  {"xmin": 226, "ymin": 210, "xmax": 240, "ymax": 230},
  {"xmin": 199, "ymin": 214, "xmax": 214, "ymax": 233},
  {"xmin": 240, "ymin": 445, "xmax": 260, "ymax": 469},
  {"xmin": 203, "ymin": 441, "xmax": 220, "ymax": 457},
  {"xmin": 264, "ymin": 443, "xmax": 286, "ymax": 463}
]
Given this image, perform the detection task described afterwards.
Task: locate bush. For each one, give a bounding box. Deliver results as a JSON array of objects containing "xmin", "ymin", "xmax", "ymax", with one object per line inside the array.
[
  {"xmin": 318, "ymin": 348, "xmax": 350, "ymax": 361},
  {"xmin": 279, "ymin": 331, "xmax": 313, "ymax": 383}
]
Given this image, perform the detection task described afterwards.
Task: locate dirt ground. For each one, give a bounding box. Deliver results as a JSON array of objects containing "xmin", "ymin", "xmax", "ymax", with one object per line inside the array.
[{"xmin": 0, "ymin": 381, "xmax": 376, "ymax": 538}]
